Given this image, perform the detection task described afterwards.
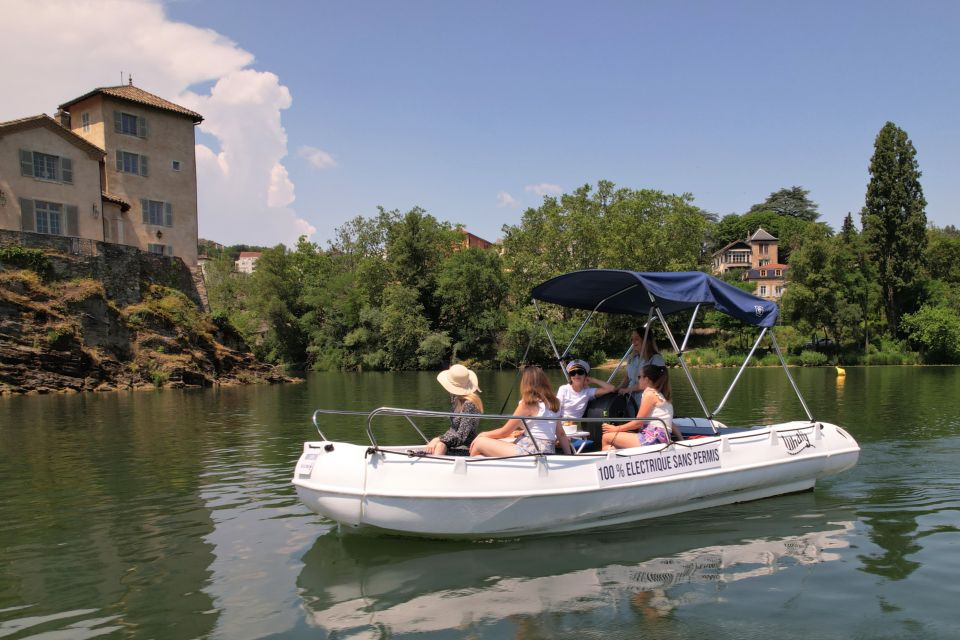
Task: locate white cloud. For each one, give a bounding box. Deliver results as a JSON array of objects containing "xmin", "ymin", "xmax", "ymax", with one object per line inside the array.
[
  {"xmin": 525, "ymin": 183, "xmax": 564, "ymax": 197},
  {"xmin": 298, "ymin": 145, "xmax": 338, "ymax": 170},
  {"xmin": 0, "ymin": 0, "xmax": 314, "ymax": 247},
  {"xmin": 496, "ymin": 191, "xmax": 518, "ymax": 208}
]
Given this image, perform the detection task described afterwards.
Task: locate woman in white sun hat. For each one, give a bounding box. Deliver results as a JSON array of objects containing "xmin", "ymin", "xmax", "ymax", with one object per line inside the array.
[{"xmin": 424, "ymin": 363, "xmax": 483, "ymax": 455}]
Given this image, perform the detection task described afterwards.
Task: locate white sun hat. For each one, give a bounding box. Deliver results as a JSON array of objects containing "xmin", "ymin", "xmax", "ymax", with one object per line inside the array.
[
  {"xmin": 565, "ymin": 359, "xmax": 590, "ymax": 374},
  {"xmin": 436, "ymin": 364, "xmax": 480, "ymax": 395}
]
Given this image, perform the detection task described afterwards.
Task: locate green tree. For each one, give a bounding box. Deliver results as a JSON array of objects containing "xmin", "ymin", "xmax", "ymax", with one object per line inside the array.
[
  {"xmin": 435, "ymin": 247, "xmax": 507, "ymax": 361},
  {"xmin": 749, "ymin": 186, "xmax": 820, "ymax": 221},
  {"xmin": 380, "ymin": 284, "xmax": 430, "ymax": 370},
  {"xmin": 861, "ymin": 121, "xmax": 928, "ymax": 336},
  {"xmin": 901, "ymin": 304, "xmax": 960, "ymax": 363}
]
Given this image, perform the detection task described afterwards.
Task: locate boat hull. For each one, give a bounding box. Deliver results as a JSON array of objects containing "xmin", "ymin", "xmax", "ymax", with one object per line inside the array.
[{"xmin": 293, "ymin": 421, "xmax": 859, "ymax": 538}]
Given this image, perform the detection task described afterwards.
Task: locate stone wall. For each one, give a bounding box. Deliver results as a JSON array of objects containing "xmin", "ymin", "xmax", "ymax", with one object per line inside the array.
[{"xmin": 0, "ymin": 229, "xmax": 201, "ymax": 307}]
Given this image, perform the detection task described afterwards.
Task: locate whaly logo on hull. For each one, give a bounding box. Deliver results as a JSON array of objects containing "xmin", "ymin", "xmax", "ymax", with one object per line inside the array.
[{"xmin": 779, "ymin": 432, "xmax": 813, "ymax": 455}]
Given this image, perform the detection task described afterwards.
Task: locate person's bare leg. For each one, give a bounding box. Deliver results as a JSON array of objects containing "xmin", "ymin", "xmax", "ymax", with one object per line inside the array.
[{"xmin": 470, "ymin": 437, "xmax": 518, "ymax": 457}]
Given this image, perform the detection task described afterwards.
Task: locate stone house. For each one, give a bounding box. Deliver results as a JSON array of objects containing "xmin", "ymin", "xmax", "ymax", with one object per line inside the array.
[
  {"xmin": 0, "ymin": 81, "xmax": 202, "ymax": 265},
  {"xmin": 710, "ymin": 227, "xmax": 789, "ymax": 300},
  {"xmin": 235, "ymin": 251, "xmax": 261, "ymax": 273}
]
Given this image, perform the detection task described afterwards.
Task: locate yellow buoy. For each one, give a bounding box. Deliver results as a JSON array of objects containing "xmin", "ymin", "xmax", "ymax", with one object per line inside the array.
[{"xmin": 835, "ymin": 365, "xmax": 846, "ymax": 376}]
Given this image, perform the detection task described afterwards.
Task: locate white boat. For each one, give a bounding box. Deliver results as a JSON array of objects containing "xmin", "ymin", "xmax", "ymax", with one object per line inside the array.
[{"xmin": 293, "ymin": 270, "xmax": 860, "ymax": 538}]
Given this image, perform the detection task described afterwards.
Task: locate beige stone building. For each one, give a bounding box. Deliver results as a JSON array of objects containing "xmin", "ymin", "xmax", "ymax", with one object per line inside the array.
[
  {"xmin": 0, "ymin": 115, "xmax": 109, "ymax": 241},
  {"xmin": 0, "ymin": 81, "xmax": 202, "ymax": 265}
]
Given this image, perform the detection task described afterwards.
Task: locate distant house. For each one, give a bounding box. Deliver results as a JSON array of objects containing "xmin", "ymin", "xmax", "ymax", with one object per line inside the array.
[
  {"xmin": 457, "ymin": 229, "xmax": 495, "ymax": 251},
  {"xmin": 235, "ymin": 251, "xmax": 261, "ymax": 273},
  {"xmin": 711, "ymin": 227, "xmax": 788, "ymax": 300}
]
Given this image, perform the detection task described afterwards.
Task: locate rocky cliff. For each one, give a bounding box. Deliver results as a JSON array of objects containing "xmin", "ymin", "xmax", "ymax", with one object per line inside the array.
[{"xmin": 0, "ymin": 240, "xmax": 290, "ymax": 395}]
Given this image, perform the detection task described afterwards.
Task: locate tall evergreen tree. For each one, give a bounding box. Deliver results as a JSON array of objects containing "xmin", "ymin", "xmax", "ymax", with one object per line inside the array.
[
  {"xmin": 749, "ymin": 186, "xmax": 820, "ymax": 221},
  {"xmin": 860, "ymin": 122, "xmax": 928, "ymax": 336}
]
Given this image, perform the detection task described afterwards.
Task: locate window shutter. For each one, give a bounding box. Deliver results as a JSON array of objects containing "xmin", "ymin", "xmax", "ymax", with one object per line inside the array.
[
  {"xmin": 166, "ymin": 245, "xmax": 173, "ymax": 256},
  {"xmin": 141, "ymin": 199, "xmax": 149, "ymax": 224},
  {"xmin": 113, "ymin": 111, "xmax": 121, "ymax": 132},
  {"xmin": 164, "ymin": 202, "xmax": 173, "ymax": 227},
  {"xmin": 61, "ymin": 157, "xmax": 73, "ymax": 184},
  {"xmin": 66, "ymin": 205, "xmax": 79, "ymax": 236},
  {"xmin": 137, "ymin": 116, "xmax": 148, "ymax": 138},
  {"xmin": 19, "ymin": 199, "xmax": 35, "ymax": 232},
  {"xmin": 116, "ymin": 150, "xmax": 123, "ymax": 171},
  {"xmin": 140, "ymin": 155, "xmax": 149, "ymax": 177},
  {"xmin": 19, "ymin": 149, "xmax": 34, "ymax": 176}
]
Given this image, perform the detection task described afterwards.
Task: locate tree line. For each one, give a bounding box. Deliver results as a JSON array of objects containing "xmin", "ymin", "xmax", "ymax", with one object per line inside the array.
[{"xmin": 204, "ymin": 121, "xmax": 960, "ymax": 369}]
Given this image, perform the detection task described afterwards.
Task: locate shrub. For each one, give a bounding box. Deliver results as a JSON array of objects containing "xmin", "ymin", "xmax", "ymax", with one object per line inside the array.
[
  {"xmin": 45, "ymin": 324, "xmax": 75, "ymax": 350},
  {"xmin": 0, "ymin": 246, "xmax": 51, "ymax": 279},
  {"xmin": 798, "ymin": 350, "xmax": 829, "ymax": 367}
]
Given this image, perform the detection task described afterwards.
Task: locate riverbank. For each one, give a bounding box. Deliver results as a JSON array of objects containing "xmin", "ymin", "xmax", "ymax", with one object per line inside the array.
[{"xmin": 0, "ymin": 247, "xmax": 296, "ymax": 395}]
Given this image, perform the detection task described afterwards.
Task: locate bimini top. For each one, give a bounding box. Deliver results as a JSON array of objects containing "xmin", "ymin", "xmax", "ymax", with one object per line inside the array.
[{"xmin": 530, "ymin": 270, "xmax": 779, "ymax": 328}]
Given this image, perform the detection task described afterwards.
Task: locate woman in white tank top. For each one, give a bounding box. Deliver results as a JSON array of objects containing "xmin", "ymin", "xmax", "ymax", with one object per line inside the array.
[
  {"xmin": 470, "ymin": 366, "xmax": 572, "ymax": 456},
  {"xmin": 601, "ymin": 363, "xmax": 680, "ymax": 450}
]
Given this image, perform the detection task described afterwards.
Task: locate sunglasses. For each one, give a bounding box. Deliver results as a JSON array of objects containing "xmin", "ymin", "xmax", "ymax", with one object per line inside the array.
[{"xmin": 569, "ymin": 370, "xmax": 587, "ymax": 377}]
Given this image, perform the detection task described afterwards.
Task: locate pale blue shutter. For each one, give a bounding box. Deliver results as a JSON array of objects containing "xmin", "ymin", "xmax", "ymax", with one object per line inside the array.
[
  {"xmin": 163, "ymin": 202, "xmax": 173, "ymax": 227},
  {"xmin": 166, "ymin": 245, "xmax": 173, "ymax": 256},
  {"xmin": 65, "ymin": 205, "xmax": 79, "ymax": 236},
  {"xmin": 19, "ymin": 149, "xmax": 33, "ymax": 176},
  {"xmin": 116, "ymin": 150, "xmax": 123, "ymax": 171},
  {"xmin": 61, "ymin": 157, "xmax": 73, "ymax": 184},
  {"xmin": 141, "ymin": 199, "xmax": 149, "ymax": 224},
  {"xmin": 19, "ymin": 199, "xmax": 35, "ymax": 232},
  {"xmin": 113, "ymin": 111, "xmax": 121, "ymax": 132},
  {"xmin": 137, "ymin": 116, "xmax": 148, "ymax": 138},
  {"xmin": 140, "ymin": 155, "xmax": 149, "ymax": 177}
]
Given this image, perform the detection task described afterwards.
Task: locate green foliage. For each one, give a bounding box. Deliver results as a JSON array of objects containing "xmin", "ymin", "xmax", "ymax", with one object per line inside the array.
[
  {"xmin": 797, "ymin": 350, "xmax": 829, "ymax": 367},
  {"xmin": 861, "ymin": 121, "xmax": 928, "ymax": 336},
  {"xmin": 748, "ymin": 186, "xmax": 820, "ymax": 222},
  {"xmin": 45, "ymin": 325, "xmax": 75, "ymax": 350},
  {"xmin": 901, "ymin": 304, "xmax": 960, "ymax": 363},
  {"xmin": 0, "ymin": 246, "xmax": 52, "ymax": 279}
]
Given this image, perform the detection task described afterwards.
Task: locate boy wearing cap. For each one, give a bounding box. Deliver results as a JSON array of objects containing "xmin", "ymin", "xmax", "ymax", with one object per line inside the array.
[{"xmin": 556, "ymin": 359, "xmax": 616, "ymax": 422}]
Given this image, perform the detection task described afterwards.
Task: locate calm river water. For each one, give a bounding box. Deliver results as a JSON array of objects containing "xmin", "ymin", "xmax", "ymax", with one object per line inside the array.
[{"xmin": 1, "ymin": 366, "xmax": 959, "ymax": 639}]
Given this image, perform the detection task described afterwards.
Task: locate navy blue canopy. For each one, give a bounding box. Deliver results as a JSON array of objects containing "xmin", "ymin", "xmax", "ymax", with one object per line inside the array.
[{"xmin": 530, "ymin": 270, "xmax": 779, "ymax": 328}]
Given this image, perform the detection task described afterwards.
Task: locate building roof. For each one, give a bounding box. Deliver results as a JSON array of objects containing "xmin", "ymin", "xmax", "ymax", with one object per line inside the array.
[
  {"xmin": 711, "ymin": 239, "xmax": 752, "ymax": 257},
  {"xmin": 237, "ymin": 252, "xmax": 262, "ymax": 258},
  {"xmin": 101, "ymin": 192, "xmax": 131, "ymax": 212},
  {"xmin": 749, "ymin": 227, "xmax": 777, "ymax": 242},
  {"xmin": 0, "ymin": 114, "xmax": 105, "ymax": 159},
  {"xmin": 59, "ymin": 83, "xmax": 203, "ymax": 123},
  {"xmin": 744, "ymin": 265, "xmax": 789, "ymax": 279}
]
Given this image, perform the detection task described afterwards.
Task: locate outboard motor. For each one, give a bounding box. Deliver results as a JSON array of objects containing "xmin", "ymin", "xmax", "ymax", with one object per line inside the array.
[{"xmin": 581, "ymin": 394, "xmax": 638, "ymax": 452}]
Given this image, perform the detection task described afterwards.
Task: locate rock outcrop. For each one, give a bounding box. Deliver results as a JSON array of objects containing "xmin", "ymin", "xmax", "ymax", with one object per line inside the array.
[{"xmin": 0, "ymin": 245, "xmax": 292, "ymax": 395}]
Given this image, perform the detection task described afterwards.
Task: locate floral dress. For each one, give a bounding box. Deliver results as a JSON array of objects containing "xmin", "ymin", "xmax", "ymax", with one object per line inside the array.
[{"xmin": 438, "ymin": 399, "xmax": 480, "ymax": 449}]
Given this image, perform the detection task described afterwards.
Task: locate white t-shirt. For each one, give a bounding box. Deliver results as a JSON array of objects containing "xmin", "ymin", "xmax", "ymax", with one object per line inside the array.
[{"xmin": 556, "ymin": 384, "xmax": 598, "ymax": 419}]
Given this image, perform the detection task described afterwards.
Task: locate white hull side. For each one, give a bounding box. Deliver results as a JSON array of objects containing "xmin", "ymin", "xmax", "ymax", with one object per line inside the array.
[{"xmin": 293, "ymin": 421, "xmax": 859, "ymax": 538}]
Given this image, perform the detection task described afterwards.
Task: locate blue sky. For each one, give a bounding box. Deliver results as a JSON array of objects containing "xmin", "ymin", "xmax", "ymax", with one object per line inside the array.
[{"xmin": 5, "ymin": 1, "xmax": 958, "ymax": 246}]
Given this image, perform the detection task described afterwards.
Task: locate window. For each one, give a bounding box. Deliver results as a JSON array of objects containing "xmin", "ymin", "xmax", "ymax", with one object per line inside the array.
[
  {"xmin": 760, "ymin": 270, "xmax": 767, "ymax": 277},
  {"xmin": 35, "ymin": 201, "xmax": 62, "ymax": 235},
  {"xmin": 140, "ymin": 199, "xmax": 172, "ymax": 227},
  {"xmin": 759, "ymin": 258, "xmax": 770, "ymax": 266},
  {"xmin": 114, "ymin": 110, "xmax": 148, "ymax": 137},
  {"xmin": 776, "ymin": 285, "xmax": 784, "ymax": 296},
  {"xmin": 18, "ymin": 149, "xmax": 73, "ymax": 184},
  {"xmin": 775, "ymin": 269, "xmax": 782, "ymax": 277},
  {"xmin": 81, "ymin": 112, "xmax": 90, "ymax": 133},
  {"xmin": 171, "ymin": 160, "xmax": 181, "ymax": 171},
  {"xmin": 147, "ymin": 243, "xmax": 172, "ymax": 256},
  {"xmin": 116, "ymin": 150, "xmax": 149, "ymax": 176},
  {"xmin": 760, "ymin": 285, "xmax": 768, "ymax": 296}
]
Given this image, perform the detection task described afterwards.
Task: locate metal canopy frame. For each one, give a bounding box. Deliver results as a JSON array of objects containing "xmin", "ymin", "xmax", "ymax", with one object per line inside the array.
[{"xmin": 535, "ymin": 283, "xmax": 815, "ymax": 430}]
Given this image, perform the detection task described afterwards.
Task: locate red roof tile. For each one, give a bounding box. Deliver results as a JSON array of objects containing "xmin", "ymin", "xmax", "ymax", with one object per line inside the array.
[{"xmin": 59, "ymin": 84, "xmax": 203, "ymax": 123}]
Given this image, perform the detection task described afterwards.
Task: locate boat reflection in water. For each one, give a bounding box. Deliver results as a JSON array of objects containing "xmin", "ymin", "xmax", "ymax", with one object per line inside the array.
[{"xmin": 296, "ymin": 499, "xmax": 856, "ymax": 636}]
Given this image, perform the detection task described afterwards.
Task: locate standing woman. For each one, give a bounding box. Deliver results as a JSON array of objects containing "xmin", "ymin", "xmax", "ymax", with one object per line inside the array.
[
  {"xmin": 424, "ymin": 364, "xmax": 483, "ymax": 455},
  {"xmin": 470, "ymin": 366, "xmax": 572, "ymax": 456},
  {"xmin": 602, "ymin": 364, "xmax": 679, "ymax": 449},
  {"xmin": 619, "ymin": 328, "xmax": 665, "ymax": 407}
]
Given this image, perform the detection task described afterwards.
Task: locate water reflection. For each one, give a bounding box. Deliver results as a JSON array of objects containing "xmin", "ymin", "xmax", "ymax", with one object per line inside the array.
[{"xmin": 297, "ymin": 500, "xmax": 856, "ymax": 637}]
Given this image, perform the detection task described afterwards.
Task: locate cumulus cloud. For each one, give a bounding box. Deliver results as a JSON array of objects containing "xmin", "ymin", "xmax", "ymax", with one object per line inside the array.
[
  {"xmin": 525, "ymin": 183, "xmax": 564, "ymax": 197},
  {"xmin": 496, "ymin": 191, "xmax": 518, "ymax": 208},
  {"xmin": 298, "ymin": 145, "xmax": 338, "ymax": 170},
  {"xmin": 0, "ymin": 0, "xmax": 314, "ymax": 247}
]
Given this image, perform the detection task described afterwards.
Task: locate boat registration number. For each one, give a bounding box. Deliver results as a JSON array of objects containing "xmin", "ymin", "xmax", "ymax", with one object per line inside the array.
[
  {"xmin": 298, "ymin": 453, "xmax": 319, "ymax": 479},
  {"xmin": 595, "ymin": 442, "xmax": 722, "ymax": 487}
]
